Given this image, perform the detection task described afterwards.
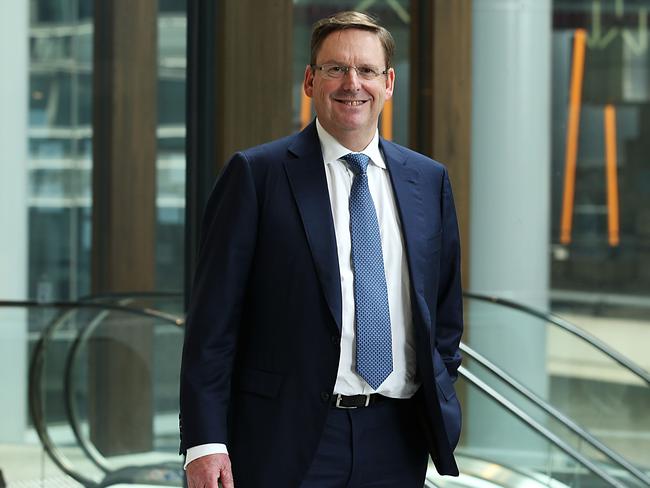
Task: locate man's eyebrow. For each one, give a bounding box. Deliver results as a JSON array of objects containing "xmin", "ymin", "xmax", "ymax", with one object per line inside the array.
[{"xmin": 317, "ymin": 59, "xmax": 377, "ymax": 66}]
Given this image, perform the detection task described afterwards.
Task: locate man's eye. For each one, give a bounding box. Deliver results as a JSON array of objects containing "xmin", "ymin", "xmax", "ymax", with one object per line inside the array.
[
  {"xmin": 359, "ymin": 67, "xmax": 375, "ymax": 75},
  {"xmin": 329, "ymin": 66, "xmax": 345, "ymax": 73}
]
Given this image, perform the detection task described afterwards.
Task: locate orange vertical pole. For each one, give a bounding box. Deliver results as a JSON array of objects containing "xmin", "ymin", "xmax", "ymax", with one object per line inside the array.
[
  {"xmin": 604, "ymin": 104, "xmax": 620, "ymax": 246},
  {"xmin": 381, "ymin": 98, "xmax": 393, "ymax": 141},
  {"xmin": 560, "ymin": 29, "xmax": 587, "ymax": 245},
  {"xmin": 300, "ymin": 93, "xmax": 312, "ymax": 129}
]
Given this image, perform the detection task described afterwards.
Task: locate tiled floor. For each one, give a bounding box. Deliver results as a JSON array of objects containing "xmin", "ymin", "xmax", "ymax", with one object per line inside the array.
[
  {"xmin": 0, "ymin": 444, "xmax": 84, "ymax": 487},
  {"xmin": 0, "ymin": 443, "xmax": 181, "ymax": 488}
]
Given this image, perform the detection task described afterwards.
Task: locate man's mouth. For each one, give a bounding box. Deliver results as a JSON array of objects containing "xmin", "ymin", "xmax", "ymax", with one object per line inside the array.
[{"xmin": 335, "ymin": 99, "xmax": 367, "ymax": 106}]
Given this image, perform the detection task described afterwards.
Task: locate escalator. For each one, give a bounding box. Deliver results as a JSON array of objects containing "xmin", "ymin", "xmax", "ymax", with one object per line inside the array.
[
  {"xmin": 445, "ymin": 293, "xmax": 650, "ymax": 487},
  {"xmin": 2, "ymin": 292, "xmax": 648, "ymax": 487}
]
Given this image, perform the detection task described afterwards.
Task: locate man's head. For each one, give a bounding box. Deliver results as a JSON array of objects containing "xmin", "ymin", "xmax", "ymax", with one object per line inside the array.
[
  {"xmin": 309, "ymin": 11, "xmax": 395, "ymax": 68},
  {"xmin": 303, "ymin": 11, "xmax": 396, "ymax": 151}
]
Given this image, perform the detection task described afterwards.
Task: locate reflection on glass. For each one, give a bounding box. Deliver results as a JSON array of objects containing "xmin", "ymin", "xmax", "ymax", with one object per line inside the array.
[
  {"xmin": 29, "ymin": 1, "xmax": 92, "ymax": 301},
  {"xmin": 28, "ymin": 0, "xmax": 187, "ymax": 301},
  {"xmin": 465, "ymin": 296, "xmax": 650, "ymax": 479},
  {"xmin": 8, "ymin": 0, "xmax": 188, "ymax": 483},
  {"xmin": 552, "ymin": 0, "xmax": 650, "ymax": 295},
  {"xmin": 548, "ymin": 0, "xmax": 650, "ymax": 477},
  {"xmin": 453, "ymin": 371, "xmax": 647, "ymax": 487},
  {"xmin": 2, "ymin": 302, "xmax": 184, "ymax": 486}
]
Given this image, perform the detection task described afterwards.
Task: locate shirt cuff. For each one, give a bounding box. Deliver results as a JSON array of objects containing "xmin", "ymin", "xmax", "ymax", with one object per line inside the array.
[{"xmin": 184, "ymin": 443, "xmax": 229, "ymax": 469}]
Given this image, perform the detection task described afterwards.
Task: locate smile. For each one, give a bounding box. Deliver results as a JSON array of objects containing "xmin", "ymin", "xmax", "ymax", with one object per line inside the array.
[{"xmin": 335, "ymin": 99, "xmax": 367, "ymax": 106}]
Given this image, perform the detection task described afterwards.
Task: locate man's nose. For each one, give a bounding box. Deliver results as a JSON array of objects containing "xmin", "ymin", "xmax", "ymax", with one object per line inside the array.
[{"xmin": 341, "ymin": 68, "xmax": 361, "ymax": 90}]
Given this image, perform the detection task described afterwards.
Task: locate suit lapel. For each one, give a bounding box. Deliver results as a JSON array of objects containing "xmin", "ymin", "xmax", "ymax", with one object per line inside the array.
[
  {"xmin": 284, "ymin": 122, "xmax": 342, "ymax": 332},
  {"xmin": 281, "ymin": 127, "xmax": 430, "ymax": 335},
  {"xmin": 381, "ymin": 139, "xmax": 431, "ymax": 331}
]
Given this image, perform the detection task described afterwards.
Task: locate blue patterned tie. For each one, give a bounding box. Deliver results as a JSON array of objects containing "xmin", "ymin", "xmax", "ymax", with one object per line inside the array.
[{"xmin": 342, "ymin": 153, "xmax": 393, "ymax": 390}]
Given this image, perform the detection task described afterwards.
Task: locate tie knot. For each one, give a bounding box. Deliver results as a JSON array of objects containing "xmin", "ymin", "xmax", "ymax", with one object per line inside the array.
[{"xmin": 342, "ymin": 153, "xmax": 370, "ymax": 175}]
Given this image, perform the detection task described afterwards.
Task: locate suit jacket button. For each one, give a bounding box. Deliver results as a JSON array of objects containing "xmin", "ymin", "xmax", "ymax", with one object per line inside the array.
[{"xmin": 321, "ymin": 392, "xmax": 330, "ymax": 403}]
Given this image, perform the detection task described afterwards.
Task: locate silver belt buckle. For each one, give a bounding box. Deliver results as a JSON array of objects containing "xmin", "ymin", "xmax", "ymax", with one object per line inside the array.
[{"xmin": 335, "ymin": 393, "xmax": 371, "ymax": 409}]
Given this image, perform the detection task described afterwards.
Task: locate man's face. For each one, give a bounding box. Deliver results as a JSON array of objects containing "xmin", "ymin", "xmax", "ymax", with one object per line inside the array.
[{"xmin": 303, "ymin": 29, "xmax": 395, "ymax": 147}]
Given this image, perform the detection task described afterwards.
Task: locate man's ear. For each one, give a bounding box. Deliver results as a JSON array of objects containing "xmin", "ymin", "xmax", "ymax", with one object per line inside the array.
[
  {"xmin": 303, "ymin": 65, "xmax": 314, "ymax": 97},
  {"xmin": 385, "ymin": 67, "xmax": 395, "ymax": 100}
]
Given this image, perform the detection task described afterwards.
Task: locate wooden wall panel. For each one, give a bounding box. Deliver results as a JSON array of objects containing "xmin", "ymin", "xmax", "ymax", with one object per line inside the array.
[
  {"xmin": 91, "ymin": 0, "xmax": 157, "ymax": 455},
  {"xmin": 433, "ymin": 0, "xmax": 472, "ymax": 288},
  {"xmin": 215, "ymin": 0, "xmax": 294, "ymax": 169},
  {"xmin": 410, "ymin": 0, "xmax": 473, "ymax": 443},
  {"xmin": 410, "ymin": 0, "xmax": 472, "ymax": 288},
  {"xmin": 92, "ymin": 0, "xmax": 157, "ymax": 293}
]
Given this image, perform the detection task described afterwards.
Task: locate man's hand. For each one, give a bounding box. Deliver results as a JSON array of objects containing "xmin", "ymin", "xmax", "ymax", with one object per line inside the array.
[{"xmin": 186, "ymin": 453, "xmax": 234, "ymax": 488}]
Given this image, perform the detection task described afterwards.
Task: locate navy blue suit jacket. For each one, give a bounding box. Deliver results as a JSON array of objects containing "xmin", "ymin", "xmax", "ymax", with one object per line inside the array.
[{"xmin": 179, "ymin": 121, "xmax": 464, "ymax": 487}]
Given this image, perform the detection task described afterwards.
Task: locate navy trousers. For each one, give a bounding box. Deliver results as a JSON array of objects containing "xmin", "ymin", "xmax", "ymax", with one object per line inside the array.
[{"xmin": 300, "ymin": 398, "xmax": 429, "ymax": 488}]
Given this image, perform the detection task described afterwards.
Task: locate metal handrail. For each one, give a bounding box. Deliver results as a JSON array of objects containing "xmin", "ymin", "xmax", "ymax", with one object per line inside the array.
[
  {"xmin": 4, "ymin": 293, "xmax": 648, "ymax": 487},
  {"xmin": 461, "ymin": 342, "xmax": 650, "ymax": 486},
  {"xmin": 82, "ymin": 291, "xmax": 650, "ymax": 388},
  {"xmin": 0, "ymin": 299, "xmax": 184, "ymax": 487},
  {"xmin": 60, "ymin": 294, "xmax": 634, "ymax": 487},
  {"xmin": 63, "ymin": 296, "xmax": 184, "ymax": 474},
  {"xmin": 0, "ymin": 299, "xmax": 184, "ymax": 326},
  {"xmin": 460, "ymin": 366, "xmax": 628, "ymax": 488},
  {"xmin": 77, "ymin": 291, "xmax": 183, "ymax": 303},
  {"xmin": 64, "ymin": 306, "xmax": 114, "ymax": 474},
  {"xmin": 464, "ymin": 292, "xmax": 650, "ymax": 387},
  {"xmin": 27, "ymin": 305, "xmax": 98, "ymax": 486}
]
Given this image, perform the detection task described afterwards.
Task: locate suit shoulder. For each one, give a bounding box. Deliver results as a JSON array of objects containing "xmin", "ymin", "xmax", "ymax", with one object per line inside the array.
[
  {"xmin": 382, "ymin": 140, "xmax": 447, "ymax": 175},
  {"xmin": 237, "ymin": 132, "xmax": 298, "ymax": 166},
  {"xmin": 220, "ymin": 131, "xmax": 306, "ymax": 197}
]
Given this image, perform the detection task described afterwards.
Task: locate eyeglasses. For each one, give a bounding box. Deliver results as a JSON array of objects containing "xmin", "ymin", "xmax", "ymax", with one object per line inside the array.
[{"xmin": 311, "ymin": 63, "xmax": 388, "ymax": 80}]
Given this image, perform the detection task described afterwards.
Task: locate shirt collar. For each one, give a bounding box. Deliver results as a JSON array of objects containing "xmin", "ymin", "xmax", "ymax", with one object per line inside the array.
[{"xmin": 315, "ymin": 118, "xmax": 385, "ymax": 169}]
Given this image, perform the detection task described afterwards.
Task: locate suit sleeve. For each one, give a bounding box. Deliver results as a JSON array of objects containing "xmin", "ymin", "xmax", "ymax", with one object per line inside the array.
[
  {"xmin": 435, "ymin": 168, "xmax": 464, "ymax": 381},
  {"xmin": 179, "ymin": 152, "xmax": 258, "ymax": 453}
]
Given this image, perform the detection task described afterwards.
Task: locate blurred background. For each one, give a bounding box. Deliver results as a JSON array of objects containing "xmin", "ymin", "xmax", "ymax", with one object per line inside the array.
[{"xmin": 0, "ymin": 0, "xmax": 648, "ymax": 487}]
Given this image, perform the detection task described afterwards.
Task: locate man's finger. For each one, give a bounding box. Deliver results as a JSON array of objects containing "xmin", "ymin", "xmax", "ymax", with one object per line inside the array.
[
  {"xmin": 186, "ymin": 453, "xmax": 231, "ymax": 488},
  {"xmin": 219, "ymin": 465, "xmax": 235, "ymax": 488}
]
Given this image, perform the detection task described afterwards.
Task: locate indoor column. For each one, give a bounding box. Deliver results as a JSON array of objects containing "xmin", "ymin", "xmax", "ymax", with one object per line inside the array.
[
  {"xmin": 468, "ymin": 0, "xmax": 552, "ymax": 462},
  {"xmin": 0, "ymin": 0, "xmax": 29, "ymax": 443}
]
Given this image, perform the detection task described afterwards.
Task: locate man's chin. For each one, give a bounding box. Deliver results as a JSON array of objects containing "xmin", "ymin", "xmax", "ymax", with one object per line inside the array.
[{"xmin": 331, "ymin": 114, "xmax": 370, "ymax": 131}]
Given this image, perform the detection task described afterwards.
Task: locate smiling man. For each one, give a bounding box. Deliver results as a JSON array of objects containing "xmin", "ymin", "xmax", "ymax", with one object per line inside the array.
[
  {"xmin": 304, "ymin": 26, "xmax": 394, "ymax": 151},
  {"xmin": 179, "ymin": 11, "xmax": 464, "ymax": 488}
]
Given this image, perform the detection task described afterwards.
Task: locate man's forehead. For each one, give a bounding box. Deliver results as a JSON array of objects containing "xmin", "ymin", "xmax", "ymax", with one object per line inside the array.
[
  {"xmin": 316, "ymin": 29, "xmax": 385, "ymax": 62},
  {"xmin": 320, "ymin": 29, "xmax": 381, "ymax": 46}
]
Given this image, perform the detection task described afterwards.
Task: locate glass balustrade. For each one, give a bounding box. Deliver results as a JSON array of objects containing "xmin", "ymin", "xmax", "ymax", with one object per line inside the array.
[
  {"xmin": 462, "ymin": 294, "xmax": 650, "ymax": 486},
  {"xmin": 1, "ymin": 298, "xmax": 184, "ymax": 487},
  {"xmin": 3, "ymin": 294, "xmax": 648, "ymax": 487}
]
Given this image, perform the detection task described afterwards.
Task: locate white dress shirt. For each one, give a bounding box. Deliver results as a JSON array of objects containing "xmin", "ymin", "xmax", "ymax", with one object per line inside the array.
[
  {"xmin": 317, "ymin": 119, "xmax": 418, "ymax": 398},
  {"xmin": 185, "ymin": 119, "xmax": 418, "ymax": 468}
]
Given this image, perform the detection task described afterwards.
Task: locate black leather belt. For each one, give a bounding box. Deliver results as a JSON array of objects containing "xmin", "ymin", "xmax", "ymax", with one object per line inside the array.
[{"xmin": 331, "ymin": 393, "xmax": 388, "ymax": 409}]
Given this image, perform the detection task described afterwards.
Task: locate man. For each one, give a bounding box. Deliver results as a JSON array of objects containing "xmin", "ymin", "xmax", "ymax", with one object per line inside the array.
[{"xmin": 180, "ymin": 11, "xmax": 463, "ymax": 488}]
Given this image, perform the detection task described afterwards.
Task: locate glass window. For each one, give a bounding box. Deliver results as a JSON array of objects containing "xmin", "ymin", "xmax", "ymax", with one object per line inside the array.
[
  {"xmin": 549, "ymin": 1, "xmax": 650, "ymax": 465},
  {"xmin": 552, "ymin": 0, "xmax": 650, "ymax": 296},
  {"xmin": 26, "ymin": 0, "xmax": 187, "ymax": 301},
  {"xmin": 156, "ymin": 10, "xmax": 186, "ymax": 291},
  {"xmin": 2, "ymin": 0, "xmax": 187, "ymax": 482},
  {"xmin": 29, "ymin": 1, "xmax": 92, "ymax": 301},
  {"xmin": 464, "ymin": 2, "xmax": 650, "ymax": 480}
]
